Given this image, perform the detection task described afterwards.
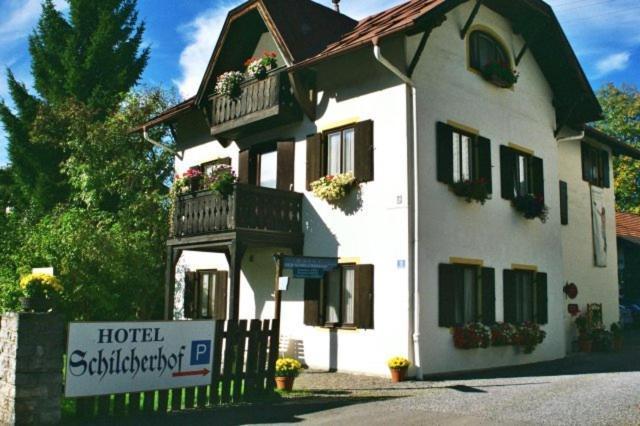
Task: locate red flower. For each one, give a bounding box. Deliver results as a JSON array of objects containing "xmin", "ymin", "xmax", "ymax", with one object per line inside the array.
[{"xmin": 244, "ymin": 57, "xmax": 257, "ymax": 67}]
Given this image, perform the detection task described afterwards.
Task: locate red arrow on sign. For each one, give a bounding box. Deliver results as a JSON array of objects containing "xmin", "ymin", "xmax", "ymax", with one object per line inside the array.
[{"xmin": 172, "ymin": 368, "xmax": 210, "ymax": 378}]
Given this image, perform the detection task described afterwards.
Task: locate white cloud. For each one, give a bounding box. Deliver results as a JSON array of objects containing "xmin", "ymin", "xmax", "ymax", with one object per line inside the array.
[
  {"xmin": 0, "ymin": 0, "xmax": 68, "ymax": 44},
  {"xmin": 595, "ymin": 51, "xmax": 631, "ymax": 77}
]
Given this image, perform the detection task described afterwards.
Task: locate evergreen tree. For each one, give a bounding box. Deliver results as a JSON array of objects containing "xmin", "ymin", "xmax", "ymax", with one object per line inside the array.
[{"xmin": 0, "ymin": 0, "xmax": 149, "ymax": 212}]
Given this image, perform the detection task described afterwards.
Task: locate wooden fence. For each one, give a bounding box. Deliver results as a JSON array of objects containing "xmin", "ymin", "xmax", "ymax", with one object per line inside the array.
[{"xmin": 68, "ymin": 319, "xmax": 280, "ymax": 419}]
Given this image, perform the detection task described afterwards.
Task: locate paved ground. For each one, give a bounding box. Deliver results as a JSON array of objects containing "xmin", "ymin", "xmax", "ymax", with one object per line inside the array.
[{"xmin": 79, "ymin": 331, "xmax": 640, "ymax": 425}]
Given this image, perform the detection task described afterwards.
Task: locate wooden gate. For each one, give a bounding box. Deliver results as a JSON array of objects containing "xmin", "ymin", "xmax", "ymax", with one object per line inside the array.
[{"xmin": 67, "ymin": 319, "xmax": 279, "ymax": 419}]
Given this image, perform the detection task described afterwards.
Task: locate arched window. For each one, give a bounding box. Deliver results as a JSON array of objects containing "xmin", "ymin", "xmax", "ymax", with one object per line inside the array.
[{"xmin": 469, "ymin": 31, "xmax": 517, "ymax": 88}]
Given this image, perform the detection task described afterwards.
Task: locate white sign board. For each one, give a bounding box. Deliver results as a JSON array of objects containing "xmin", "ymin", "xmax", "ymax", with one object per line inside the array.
[
  {"xmin": 32, "ymin": 267, "xmax": 54, "ymax": 275},
  {"xmin": 65, "ymin": 321, "xmax": 214, "ymax": 397}
]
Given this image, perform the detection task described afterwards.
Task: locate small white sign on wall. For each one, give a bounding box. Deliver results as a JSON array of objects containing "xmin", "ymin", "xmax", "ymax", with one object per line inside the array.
[
  {"xmin": 32, "ymin": 267, "xmax": 54, "ymax": 276},
  {"xmin": 65, "ymin": 321, "xmax": 214, "ymax": 397},
  {"xmin": 278, "ymin": 276, "xmax": 290, "ymax": 291}
]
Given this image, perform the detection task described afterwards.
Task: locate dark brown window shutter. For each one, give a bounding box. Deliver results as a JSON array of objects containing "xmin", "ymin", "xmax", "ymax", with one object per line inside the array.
[
  {"xmin": 214, "ymin": 271, "xmax": 228, "ymax": 320},
  {"xmin": 503, "ymin": 269, "xmax": 517, "ymax": 323},
  {"xmin": 354, "ymin": 264, "xmax": 374, "ymax": 329},
  {"xmin": 531, "ymin": 156, "xmax": 544, "ymax": 200},
  {"xmin": 559, "ymin": 180, "xmax": 568, "ymax": 225},
  {"xmin": 436, "ymin": 122, "xmax": 454, "ymax": 184},
  {"xmin": 184, "ymin": 271, "xmax": 197, "ymax": 319},
  {"xmin": 276, "ymin": 140, "xmax": 295, "ymax": 191},
  {"xmin": 602, "ymin": 150, "xmax": 610, "ymax": 188},
  {"xmin": 438, "ymin": 263, "xmax": 456, "ymax": 327},
  {"xmin": 500, "ymin": 145, "xmax": 516, "ymax": 200},
  {"xmin": 477, "ymin": 136, "xmax": 492, "ymax": 194},
  {"xmin": 481, "ymin": 267, "xmax": 496, "ymax": 324},
  {"xmin": 535, "ymin": 272, "xmax": 548, "ymax": 324},
  {"xmin": 238, "ymin": 150, "xmax": 250, "ymax": 184},
  {"xmin": 581, "ymin": 142, "xmax": 589, "ymax": 181},
  {"xmin": 354, "ymin": 120, "xmax": 374, "ymax": 182},
  {"xmin": 306, "ymin": 133, "xmax": 323, "ymax": 190},
  {"xmin": 304, "ymin": 279, "xmax": 322, "ymax": 326}
]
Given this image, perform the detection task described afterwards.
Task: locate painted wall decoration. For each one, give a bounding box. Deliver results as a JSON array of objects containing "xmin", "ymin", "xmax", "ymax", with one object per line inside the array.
[{"xmin": 590, "ymin": 186, "xmax": 607, "ymax": 267}]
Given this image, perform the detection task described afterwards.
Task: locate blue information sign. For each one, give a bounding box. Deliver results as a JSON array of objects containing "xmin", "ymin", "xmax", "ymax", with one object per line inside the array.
[{"xmin": 282, "ymin": 256, "xmax": 338, "ymax": 279}]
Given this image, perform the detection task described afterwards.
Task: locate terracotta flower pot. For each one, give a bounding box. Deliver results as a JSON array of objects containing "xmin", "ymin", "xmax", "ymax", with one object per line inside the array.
[
  {"xmin": 390, "ymin": 367, "xmax": 408, "ymax": 383},
  {"xmin": 579, "ymin": 338, "xmax": 593, "ymax": 353},
  {"xmin": 275, "ymin": 376, "xmax": 295, "ymax": 391},
  {"xmin": 613, "ymin": 337, "xmax": 623, "ymax": 352}
]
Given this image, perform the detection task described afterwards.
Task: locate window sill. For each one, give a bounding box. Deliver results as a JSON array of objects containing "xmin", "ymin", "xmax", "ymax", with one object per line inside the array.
[{"xmin": 321, "ymin": 324, "xmax": 358, "ymax": 331}]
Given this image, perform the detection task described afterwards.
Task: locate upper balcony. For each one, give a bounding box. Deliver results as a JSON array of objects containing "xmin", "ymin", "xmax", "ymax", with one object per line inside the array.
[
  {"xmin": 208, "ymin": 70, "xmax": 302, "ymax": 141},
  {"xmin": 171, "ymin": 183, "xmax": 303, "ymax": 242}
]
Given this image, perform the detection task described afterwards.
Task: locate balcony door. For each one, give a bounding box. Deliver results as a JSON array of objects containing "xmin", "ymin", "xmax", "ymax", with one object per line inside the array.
[{"xmin": 238, "ymin": 140, "xmax": 295, "ymax": 191}]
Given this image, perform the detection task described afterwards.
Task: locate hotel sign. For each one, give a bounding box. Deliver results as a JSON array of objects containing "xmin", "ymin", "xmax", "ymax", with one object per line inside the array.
[{"xmin": 65, "ymin": 321, "xmax": 214, "ymax": 397}]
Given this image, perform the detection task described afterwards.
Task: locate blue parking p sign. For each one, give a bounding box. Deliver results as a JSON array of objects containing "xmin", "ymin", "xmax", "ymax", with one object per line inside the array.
[{"xmin": 190, "ymin": 340, "xmax": 211, "ymax": 365}]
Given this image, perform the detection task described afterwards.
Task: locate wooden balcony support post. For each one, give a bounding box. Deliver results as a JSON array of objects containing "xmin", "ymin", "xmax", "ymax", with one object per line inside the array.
[{"xmin": 226, "ymin": 240, "xmax": 247, "ymax": 320}]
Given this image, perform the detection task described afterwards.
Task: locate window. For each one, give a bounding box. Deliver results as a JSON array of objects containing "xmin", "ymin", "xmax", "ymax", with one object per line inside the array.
[
  {"xmin": 303, "ymin": 264, "xmax": 374, "ymax": 329},
  {"xmin": 436, "ymin": 122, "xmax": 492, "ymax": 192},
  {"xmin": 503, "ymin": 269, "xmax": 548, "ymax": 324},
  {"xmin": 327, "ymin": 127, "xmax": 355, "ymax": 175},
  {"xmin": 469, "ymin": 31, "xmax": 510, "ymax": 72},
  {"xmin": 500, "ymin": 145, "xmax": 544, "ymax": 200},
  {"xmin": 238, "ymin": 140, "xmax": 295, "ymax": 191},
  {"xmin": 183, "ymin": 270, "xmax": 228, "ymax": 320},
  {"xmin": 438, "ymin": 263, "xmax": 495, "ymax": 327},
  {"xmin": 581, "ymin": 142, "xmax": 610, "ymax": 188},
  {"xmin": 306, "ymin": 120, "xmax": 374, "ymax": 189}
]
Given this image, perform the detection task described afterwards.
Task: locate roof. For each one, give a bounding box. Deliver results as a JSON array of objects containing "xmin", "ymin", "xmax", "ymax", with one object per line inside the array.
[
  {"xmin": 138, "ymin": 0, "xmax": 602, "ymax": 130},
  {"xmin": 133, "ymin": 97, "xmax": 195, "ymax": 132},
  {"xmin": 584, "ymin": 126, "xmax": 640, "ymax": 160},
  {"xmin": 617, "ymin": 212, "xmax": 640, "ymax": 246}
]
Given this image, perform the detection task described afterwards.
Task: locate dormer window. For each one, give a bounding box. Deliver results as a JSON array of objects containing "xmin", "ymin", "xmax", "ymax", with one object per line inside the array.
[{"xmin": 469, "ymin": 31, "xmax": 518, "ymax": 88}]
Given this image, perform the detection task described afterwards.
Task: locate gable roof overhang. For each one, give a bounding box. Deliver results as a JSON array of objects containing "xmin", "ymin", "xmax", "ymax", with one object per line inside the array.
[{"xmin": 584, "ymin": 126, "xmax": 640, "ymax": 160}]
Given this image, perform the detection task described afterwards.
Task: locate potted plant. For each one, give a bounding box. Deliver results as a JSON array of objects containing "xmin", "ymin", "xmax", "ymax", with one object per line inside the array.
[
  {"xmin": 481, "ymin": 61, "xmax": 519, "ymax": 88},
  {"xmin": 452, "ymin": 322, "xmax": 491, "ymax": 349},
  {"xmin": 310, "ymin": 172, "xmax": 358, "ymax": 205},
  {"xmin": 451, "ymin": 178, "xmax": 490, "ymax": 204},
  {"xmin": 512, "ymin": 194, "xmax": 548, "ymax": 222},
  {"xmin": 176, "ymin": 167, "xmax": 203, "ymax": 193},
  {"xmin": 490, "ymin": 322, "xmax": 519, "ymax": 346},
  {"xmin": 19, "ymin": 273, "xmax": 63, "ymax": 313},
  {"xmin": 516, "ymin": 322, "xmax": 546, "ymax": 354},
  {"xmin": 591, "ymin": 328, "xmax": 613, "ymax": 352},
  {"xmin": 387, "ymin": 356, "xmax": 410, "ymax": 383},
  {"xmin": 215, "ymin": 71, "xmax": 245, "ymax": 100},
  {"xmin": 206, "ymin": 164, "xmax": 237, "ymax": 198},
  {"xmin": 611, "ymin": 322, "xmax": 623, "ymax": 351},
  {"xmin": 575, "ymin": 314, "xmax": 592, "ymax": 353},
  {"xmin": 245, "ymin": 51, "xmax": 278, "ymax": 80},
  {"xmin": 275, "ymin": 357, "xmax": 302, "ymax": 391}
]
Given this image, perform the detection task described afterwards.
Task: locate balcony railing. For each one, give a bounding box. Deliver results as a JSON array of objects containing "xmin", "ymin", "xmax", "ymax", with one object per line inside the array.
[
  {"xmin": 208, "ymin": 70, "xmax": 301, "ymax": 140},
  {"xmin": 171, "ymin": 184, "xmax": 303, "ymax": 238}
]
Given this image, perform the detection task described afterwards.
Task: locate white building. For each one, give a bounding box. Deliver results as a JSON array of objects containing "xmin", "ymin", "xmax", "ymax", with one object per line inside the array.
[{"xmin": 138, "ymin": 0, "xmax": 640, "ymax": 377}]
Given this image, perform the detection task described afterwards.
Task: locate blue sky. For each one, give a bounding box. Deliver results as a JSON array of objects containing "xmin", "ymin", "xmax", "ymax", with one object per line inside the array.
[{"xmin": 1, "ymin": 0, "xmax": 640, "ymax": 166}]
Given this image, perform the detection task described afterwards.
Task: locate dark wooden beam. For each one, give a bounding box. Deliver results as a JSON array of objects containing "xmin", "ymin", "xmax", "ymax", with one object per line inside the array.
[
  {"xmin": 460, "ymin": 0, "xmax": 483, "ymax": 40},
  {"xmin": 515, "ymin": 41, "xmax": 529, "ymax": 66},
  {"xmin": 554, "ymin": 95, "xmax": 582, "ymax": 137},
  {"xmin": 226, "ymin": 240, "xmax": 247, "ymax": 320},
  {"xmin": 407, "ymin": 16, "xmax": 447, "ymax": 78}
]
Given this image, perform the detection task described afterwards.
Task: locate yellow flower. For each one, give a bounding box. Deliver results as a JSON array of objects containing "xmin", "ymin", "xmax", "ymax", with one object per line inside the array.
[
  {"xmin": 275, "ymin": 357, "xmax": 302, "ymax": 377},
  {"xmin": 19, "ymin": 273, "xmax": 63, "ymax": 293},
  {"xmin": 387, "ymin": 356, "xmax": 410, "ymax": 369}
]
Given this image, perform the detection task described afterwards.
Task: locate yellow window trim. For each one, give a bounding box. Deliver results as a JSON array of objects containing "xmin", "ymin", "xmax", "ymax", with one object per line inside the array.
[
  {"xmin": 319, "ymin": 117, "xmax": 360, "ymax": 133},
  {"xmin": 339, "ymin": 257, "xmax": 360, "ymax": 264},
  {"xmin": 449, "ymin": 257, "xmax": 484, "ymax": 266},
  {"xmin": 511, "ymin": 263, "xmax": 538, "ymax": 272},
  {"xmin": 508, "ymin": 143, "xmax": 534, "ymax": 156},
  {"xmin": 446, "ymin": 120, "xmax": 479, "ymax": 136}
]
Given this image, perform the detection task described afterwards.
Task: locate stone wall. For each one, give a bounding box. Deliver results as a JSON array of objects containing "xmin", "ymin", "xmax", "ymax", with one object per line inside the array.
[{"xmin": 0, "ymin": 313, "xmax": 64, "ymax": 425}]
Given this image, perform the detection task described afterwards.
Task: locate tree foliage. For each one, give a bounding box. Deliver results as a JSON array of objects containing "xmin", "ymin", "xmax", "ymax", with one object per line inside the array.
[{"xmin": 596, "ymin": 84, "xmax": 640, "ymax": 214}]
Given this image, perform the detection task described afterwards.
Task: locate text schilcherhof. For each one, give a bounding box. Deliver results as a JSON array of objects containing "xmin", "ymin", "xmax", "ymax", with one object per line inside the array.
[{"xmin": 68, "ymin": 327, "xmax": 186, "ymax": 380}]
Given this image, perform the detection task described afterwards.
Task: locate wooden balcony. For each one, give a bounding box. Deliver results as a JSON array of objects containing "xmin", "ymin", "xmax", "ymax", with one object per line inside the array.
[
  {"xmin": 208, "ymin": 71, "xmax": 302, "ymax": 140},
  {"xmin": 171, "ymin": 184, "xmax": 303, "ymax": 240}
]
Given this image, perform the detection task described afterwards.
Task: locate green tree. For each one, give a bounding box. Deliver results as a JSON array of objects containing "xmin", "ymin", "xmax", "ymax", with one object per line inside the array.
[
  {"xmin": 595, "ymin": 84, "xmax": 640, "ymax": 214},
  {"xmin": 0, "ymin": 0, "xmax": 149, "ymax": 212}
]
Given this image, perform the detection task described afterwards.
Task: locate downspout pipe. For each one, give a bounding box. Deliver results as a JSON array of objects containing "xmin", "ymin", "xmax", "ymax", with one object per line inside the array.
[
  {"xmin": 373, "ymin": 39, "xmax": 423, "ymax": 380},
  {"xmin": 556, "ymin": 131, "xmax": 585, "ymax": 143},
  {"xmin": 143, "ymin": 126, "xmax": 183, "ymax": 160}
]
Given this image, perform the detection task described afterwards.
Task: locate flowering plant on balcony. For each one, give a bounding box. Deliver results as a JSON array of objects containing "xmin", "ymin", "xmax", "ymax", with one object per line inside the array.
[
  {"xmin": 206, "ymin": 164, "xmax": 237, "ymax": 198},
  {"xmin": 310, "ymin": 172, "xmax": 357, "ymax": 205},
  {"xmin": 490, "ymin": 322, "xmax": 519, "ymax": 346},
  {"xmin": 517, "ymin": 322, "xmax": 546, "ymax": 354},
  {"xmin": 512, "ymin": 194, "xmax": 548, "ymax": 222},
  {"xmin": 174, "ymin": 167, "xmax": 204, "ymax": 194},
  {"xmin": 215, "ymin": 71, "xmax": 245, "ymax": 100},
  {"xmin": 452, "ymin": 322, "xmax": 491, "ymax": 349},
  {"xmin": 481, "ymin": 61, "xmax": 519, "ymax": 88},
  {"xmin": 450, "ymin": 178, "xmax": 490, "ymax": 204},
  {"xmin": 245, "ymin": 51, "xmax": 278, "ymax": 80}
]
